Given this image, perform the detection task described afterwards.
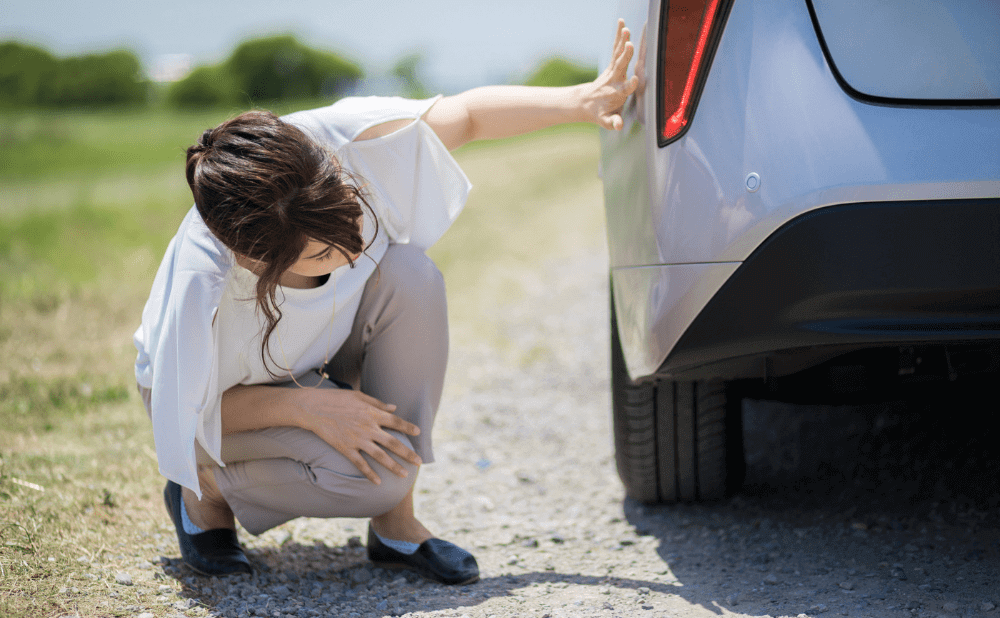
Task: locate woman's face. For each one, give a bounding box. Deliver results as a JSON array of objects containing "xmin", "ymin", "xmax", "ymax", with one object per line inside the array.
[
  {"xmin": 239, "ymin": 216, "xmax": 364, "ymax": 288},
  {"xmin": 285, "ymin": 239, "xmax": 362, "ymax": 279},
  {"xmin": 284, "ymin": 213, "xmax": 366, "ymax": 286}
]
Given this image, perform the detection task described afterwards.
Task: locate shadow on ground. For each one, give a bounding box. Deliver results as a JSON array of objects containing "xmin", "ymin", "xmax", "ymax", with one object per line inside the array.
[
  {"xmin": 620, "ymin": 388, "xmax": 1000, "ymax": 617},
  {"xmin": 165, "ymin": 544, "xmax": 680, "ymax": 617}
]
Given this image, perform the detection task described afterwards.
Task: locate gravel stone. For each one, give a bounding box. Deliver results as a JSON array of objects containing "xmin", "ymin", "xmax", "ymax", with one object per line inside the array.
[
  {"xmin": 114, "ymin": 572, "xmax": 133, "ymax": 586},
  {"xmin": 350, "ymin": 568, "xmax": 372, "ymax": 585}
]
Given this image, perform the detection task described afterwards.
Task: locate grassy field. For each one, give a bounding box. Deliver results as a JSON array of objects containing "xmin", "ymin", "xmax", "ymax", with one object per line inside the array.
[{"xmin": 0, "ymin": 106, "xmax": 606, "ymax": 617}]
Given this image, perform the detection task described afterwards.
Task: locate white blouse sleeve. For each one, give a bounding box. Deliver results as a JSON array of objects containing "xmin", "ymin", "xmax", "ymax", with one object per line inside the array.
[
  {"xmin": 286, "ymin": 95, "xmax": 472, "ymax": 251},
  {"xmin": 134, "ymin": 208, "xmax": 230, "ymax": 497}
]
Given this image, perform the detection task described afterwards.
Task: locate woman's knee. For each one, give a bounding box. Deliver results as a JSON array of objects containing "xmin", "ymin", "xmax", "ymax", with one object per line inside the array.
[
  {"xmin": 368, "ymin": 459, "xmax": 419, "ymax": 514},
  {"xmin": 308, "ymin": 460, "xmax": 417, "ymax": 516},
  {"xmin": 308, "ymin": 430, "xmax": 419, "ymax": 515}
]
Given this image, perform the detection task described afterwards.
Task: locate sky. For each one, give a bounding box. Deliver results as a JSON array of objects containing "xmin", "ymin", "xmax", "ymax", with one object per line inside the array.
[{"xmin": 1, "ymin": 0, "xmax": 620, "ymax": 93}]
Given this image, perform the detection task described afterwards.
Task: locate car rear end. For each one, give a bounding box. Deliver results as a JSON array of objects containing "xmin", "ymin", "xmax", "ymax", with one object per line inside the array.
[{"xmin": 600, "ymin": 0, "xmax": 1000, "ymax": 502}]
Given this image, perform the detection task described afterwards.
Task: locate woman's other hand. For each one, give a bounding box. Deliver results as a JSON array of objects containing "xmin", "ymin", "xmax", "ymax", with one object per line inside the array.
[
  {"xmin": 221, "ymin": 383, "xmax": 421, "ymax": 485},
  {"xmin": 582, "ymin": 19, "xmax": 641, "ymax": 131},
  {"xmin": 294, "ymin": 387, "xmax": 422, "ymax": 485}
]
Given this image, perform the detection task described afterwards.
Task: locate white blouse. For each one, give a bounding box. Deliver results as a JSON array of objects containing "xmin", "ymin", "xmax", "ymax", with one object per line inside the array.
[{"xmin": 133, "ymin": 96, "xmax": 471, "ymax": 496}]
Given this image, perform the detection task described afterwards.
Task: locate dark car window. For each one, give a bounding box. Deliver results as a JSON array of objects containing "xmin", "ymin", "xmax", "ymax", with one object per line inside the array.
[{"xmin": 810, "ymin": 0, "xmax": 1000, "ymax": 102}]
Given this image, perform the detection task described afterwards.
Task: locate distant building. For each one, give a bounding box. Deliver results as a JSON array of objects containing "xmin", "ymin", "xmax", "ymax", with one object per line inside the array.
[{"xmin": 150, "ymin": 54, "xmax": 192, "ymax": 83}]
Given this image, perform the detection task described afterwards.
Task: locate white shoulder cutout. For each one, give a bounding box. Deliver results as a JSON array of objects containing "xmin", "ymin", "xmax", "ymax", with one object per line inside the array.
[{"xmin": 355, "ymin": 118, "xmax": 415, "ymax": 141}]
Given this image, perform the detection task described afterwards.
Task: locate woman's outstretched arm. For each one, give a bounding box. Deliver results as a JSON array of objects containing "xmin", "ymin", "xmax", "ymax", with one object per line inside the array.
[{"xmin": 425, "ymin": 19, "xmax": 640, "ymax": 151}]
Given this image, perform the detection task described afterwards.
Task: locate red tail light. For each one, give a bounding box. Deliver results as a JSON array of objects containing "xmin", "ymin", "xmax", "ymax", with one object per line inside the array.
[{"xmin": 658, "ymin": 0, "xmax": 732, "ymax": 145}]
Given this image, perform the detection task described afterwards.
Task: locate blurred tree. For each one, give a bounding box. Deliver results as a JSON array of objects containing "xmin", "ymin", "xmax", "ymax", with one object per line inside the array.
[
  {"xmin": 225, "ymin": 34, "xmax": 363, "ymax": 103},
  {"xmin": 166, "ymin": 65, "xmax": 237, "ymax": 108},
  {"xmin": 0, "ymin": 43, "xmax": 146, "ymax": 108},
  {"xmin": 0, "ymin": 42, "xmax": 59, "ymax": 107},
  {"xmin": 49, "ymin": 50, "xmax": 148, "ymax": 107},
  {"xmin": 391, "ymin": 53, "xmax": 429, "ymax": 99},
  {"xmin": 168, "ymin": 34, "xmax": 363, "ymax": 109},
  {"xmin": 523, "ymin": 57, "xmax": 597, "ymax": 88}
]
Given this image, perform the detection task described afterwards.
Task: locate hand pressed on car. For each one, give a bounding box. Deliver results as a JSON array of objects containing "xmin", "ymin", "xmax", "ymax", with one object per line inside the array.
[
  {"xmin": 422, "ymin": 19, "xmax": 640, "ymax": 150},
  {"xmin": 585, "ymin": 18, "xmax": 641, "ymax": 131}
]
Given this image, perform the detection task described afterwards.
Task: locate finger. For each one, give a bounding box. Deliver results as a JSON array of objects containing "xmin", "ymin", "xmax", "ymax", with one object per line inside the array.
[
  {"xmin": 377, "ymin": 433, "xmax": 423, "ymax": 466},
  {"xmin": 600, "ymin": 113, "xmax": 623, "ymax": 131},
  {"xmin": 625, "ymin": 74, "xmax": 640, "ymax": 96},
  {"xmin": 355, "ymin": 391, "xmax": 397, "ymax": 411},
  {"xmin": 611, "ymin": 19, "xmax": 626, "ymax": 58},
  {"xmin": 376, "ymin": 411, "xmax": 421, "ymax": 436},
  {"xmin": 616, "ymin": 27, "xmax": 631, "ymax": 61},
  {"xmin": 348, "ymin": 452, "xmax": 382, "ymax": 485},
  {"xmin": 364, "ymin": 443, "xmax": 410, "ymax": 478},
  {"xmin": 614, "ymin": 41, "xmax": 634, "ymax": 75}
]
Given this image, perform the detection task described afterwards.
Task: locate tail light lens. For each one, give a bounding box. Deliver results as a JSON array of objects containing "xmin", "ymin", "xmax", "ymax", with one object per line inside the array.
[{"xmin": 658, "ymin": 0, "xmax": 733, "ymax": 145}]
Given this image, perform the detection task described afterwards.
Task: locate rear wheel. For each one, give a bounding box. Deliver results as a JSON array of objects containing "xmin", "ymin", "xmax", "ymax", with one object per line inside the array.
[{"xmin": 610, "ymin": 304, "xmax": 745, "ymax": 502}]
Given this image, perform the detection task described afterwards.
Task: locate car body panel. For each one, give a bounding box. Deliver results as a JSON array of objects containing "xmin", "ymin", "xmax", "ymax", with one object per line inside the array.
[
  {"xmin": 601, "ymin": 0, "xmax": 1000, "ymax": 381},
  {"xmin": 612, "ymin": 262, "xmax": 740, "ymax": 379}
]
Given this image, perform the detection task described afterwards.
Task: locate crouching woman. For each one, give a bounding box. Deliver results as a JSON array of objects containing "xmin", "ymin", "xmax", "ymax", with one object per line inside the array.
[{"xmin": 133, "ymin": 21, "xmax": 638, "ymax": 583}]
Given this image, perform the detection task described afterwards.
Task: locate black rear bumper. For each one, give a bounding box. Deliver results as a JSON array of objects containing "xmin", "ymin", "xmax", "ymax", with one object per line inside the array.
[{"xmin": 662, "ymin": 198, "xmax": 1000, "ymax": 381}]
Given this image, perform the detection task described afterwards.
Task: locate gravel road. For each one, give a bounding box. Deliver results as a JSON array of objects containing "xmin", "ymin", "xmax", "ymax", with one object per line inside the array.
[{"xmin": 149, "ymin": 250, "xmax": 999, "ymax": 618}]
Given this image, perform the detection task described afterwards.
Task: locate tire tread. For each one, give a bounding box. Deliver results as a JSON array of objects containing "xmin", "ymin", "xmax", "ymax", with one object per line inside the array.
[{"xmin": 610, "ymin": 294, "xmax": 743, "ymax": 504}]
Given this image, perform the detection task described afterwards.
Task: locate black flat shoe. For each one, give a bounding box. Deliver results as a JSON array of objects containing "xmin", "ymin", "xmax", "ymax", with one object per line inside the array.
[
  {"xmin": 367, "ymin": 524, "xmax": 479, "ymax": 585},
  {"xmin": 163, "ymin": 481, "xmax": 252, "ymax": 576}
]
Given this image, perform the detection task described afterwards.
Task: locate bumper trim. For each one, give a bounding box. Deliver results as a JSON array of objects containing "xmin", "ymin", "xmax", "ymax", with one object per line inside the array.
[{"xmin": 660, "ymin": 198, "xmax": 1000, "ymax": 379}]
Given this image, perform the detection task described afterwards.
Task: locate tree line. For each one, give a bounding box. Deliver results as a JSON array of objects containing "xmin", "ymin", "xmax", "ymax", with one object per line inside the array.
[{"xmin": 1, "ymin": 35, "xmax": 596, "ymax": 110}]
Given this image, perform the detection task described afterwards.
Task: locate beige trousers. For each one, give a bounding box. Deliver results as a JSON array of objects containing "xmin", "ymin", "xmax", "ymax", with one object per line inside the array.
[{"xmin": 142, "ymin": 244, "xmax": 448, "ymax": 535}]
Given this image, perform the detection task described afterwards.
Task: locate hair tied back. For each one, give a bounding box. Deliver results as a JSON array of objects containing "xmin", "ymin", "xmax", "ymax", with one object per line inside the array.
[{"xmin": 199, "ymin": 128, "xmax": 215, "ymax": 149}]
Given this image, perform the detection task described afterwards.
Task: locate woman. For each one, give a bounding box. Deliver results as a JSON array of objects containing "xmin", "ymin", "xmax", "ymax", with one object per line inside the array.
[{"xmin": 134, "ymin": 21, "xmax": 638, "ymax": 583}]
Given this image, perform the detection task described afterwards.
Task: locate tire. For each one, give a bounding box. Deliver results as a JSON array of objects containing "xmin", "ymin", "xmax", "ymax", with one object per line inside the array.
[{"xmin": 611, "ymin": 300, "xmax": 745, "ymax": 503}]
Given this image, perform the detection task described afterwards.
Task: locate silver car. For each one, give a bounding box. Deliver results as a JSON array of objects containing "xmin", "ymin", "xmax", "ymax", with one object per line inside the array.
[{"xmin": 600, "ymin": 0, "xmax": 1000, "ymax": 503}]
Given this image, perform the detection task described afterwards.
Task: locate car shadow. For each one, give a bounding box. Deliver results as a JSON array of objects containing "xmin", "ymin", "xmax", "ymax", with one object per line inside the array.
[{"xmin": 620, "ymin": 391, "xmax": 1000, "ymax": 617}]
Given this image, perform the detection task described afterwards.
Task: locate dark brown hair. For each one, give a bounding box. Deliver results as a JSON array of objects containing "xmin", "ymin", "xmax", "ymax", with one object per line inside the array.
[{"xmin": 185, "ymin": 110, "xmax": 376, "ymax": 377}]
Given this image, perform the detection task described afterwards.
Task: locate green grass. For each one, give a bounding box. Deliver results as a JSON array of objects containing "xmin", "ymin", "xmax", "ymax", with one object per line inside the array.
[
  {"xmin": 0, "ymin": 106, "xmax": 607, "ymax": 617},
  {"xmin": 0, "ymin": 108, "xmax": 222, "ymax": 181},
  {"xmin": 0, "ymin": 100, "xmax": 333, "ymax": 181}
]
